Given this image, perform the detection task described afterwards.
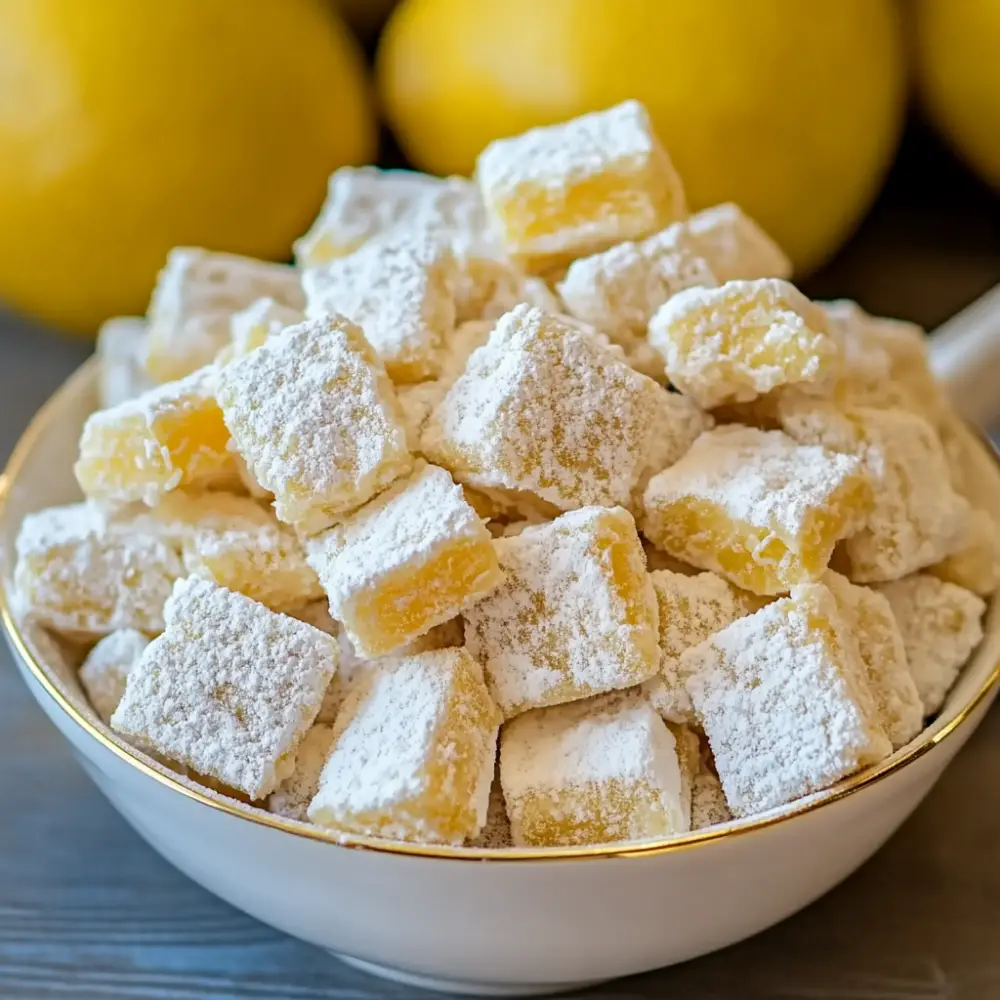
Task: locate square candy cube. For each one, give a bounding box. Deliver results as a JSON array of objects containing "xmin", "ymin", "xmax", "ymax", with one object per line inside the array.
[
  {"xmin": 309, "ymin": 648, "xmax": 502, "ymax": 845},
  {"xmin": 642, "ymin": 426, "xmax": 872, "ymax": 595},
  {"xmin": 217, "ymin": 315, "xmax": 412, "ymax": 535},
  {"xmin": 464, "ymin": 505, "xmax": 660, "ymax": 718},
  {"xmin": 477, "ymin": 100, "xmax": 687, "ymax": 273},
  {"xmin": 500, "ymin": 692, "xmax": 690, "ymax": 847},
  {"xmin": 422, "ymin": 304, "xmax": 709, "ymax": 516},
  {"xmin": 75, "ymin": 366, "xmax": 236, "ymax": 507},
  {"xmin": 681, "ymin": 582, "xmax": 891, "ymax": 817},
  {"xmin": 111, "ymin": 578, "xmax": 338, "ymax": 800},
  {"xmin": 306, "ymin": 461, "xmax": 502, "ymax": 658},
  {"xmin": 144, "ymin": 247, "xmax": 304, "ymax": 383}
]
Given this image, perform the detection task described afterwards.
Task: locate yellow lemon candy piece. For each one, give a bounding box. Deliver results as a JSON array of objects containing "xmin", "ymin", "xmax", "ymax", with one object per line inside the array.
[
  {"xmin": 0, "ymin": 0, "xmax": 375, "ymax": 336},
  {"xmin": 377, "ymin": 0, "xmax": 905, "ymax": 273},
  {"xmin": 911, "ymin": 0, "xmax": 1000, "ymax": 191}
]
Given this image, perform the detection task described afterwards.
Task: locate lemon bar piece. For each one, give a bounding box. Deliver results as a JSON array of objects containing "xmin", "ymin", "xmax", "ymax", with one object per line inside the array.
[
  {"xmin": 216, "ymin": 297, "xmax": 304, "ymax": 365},
  {"xmin": 500, "ymin": 692, "xmax": 690, "ymax": 847},
  {"xmin": 823, "ymin": 571, "xmax": 923, "ymax": 748},
  {"xmin": 476, "ymin": 100, "xmax": 687, "ymax": 273},
  {"xmin": 682, "ymin": 583, "xmax": 891, "ymax": 817},
  {"xmin": 303, "ymin": 236, "xmax": 458, "ymax": 383},
  {"xmin": 309, "ymin": 648, "xmax": 501, "ymax": 845},
  {"xmin": 144, "ymin": 247, "xmax": 304, "ymax": 383},
  {"xmin": 111, "ymin": 578, "xmax": 337, "ymax": 799},
  {"xmin": 79, "ymin": 628, "xmax": 151, "ymax": 724},
  {"xmin": 423, "ymin": 305, "xmax": 709, "ymax": 516},
  {"xmin": 295, "ymin": 167, "xmax": 482, "ymax": 265},
  {"xmin": 642, "ymin": 569, "xmax": 758, "ymax": 724},
  {"xmin": 642, "ymin": 426, "xmax": 871, "ymax": 596},
  {"xmin": 306, "ymin": 462, "xmax": 501, "ymax": 658},
  {"xmin": 557, "ymin": 231, "xmax": 716, "ymax": 363},
  {"xmin": 267, "ymin": 723, "xmax": 335, "ymax": 822},
  {"xmin": 464, "ymin": 506, "xmax": 659, "ymax": 717},
  {"xmin": 648, "ymin": 279, "xmax": 839, "ymax": 409},
  {"xmin": 930, "ymin": 508, "xmax": 1000, "ymax": 597},
  {"xmin": 147, "ymin": 491, "xmax": 323, "ymax": 613},
  {"xmin": 876, "ymin": 575, "xmax": 986, "ymax": 715},
  {"xmin": 13, "ymin": 503, "xmax": 182, "ymax": 638},
  {"xmin": 779, "ymin": 401, "xmax": 969, "ymax": 582},
  {"xmin": 217, "ymin": 315, "xmax": 412, "ymax": 535},
  {"xmin": 97, "ymin": 316, "xmax": 155, "ymax": 408},
  {"xmin": 666, "ymin": 203, "xmax": 792, "ymax": 284},
  {"xmin": 75, "ymin": 366, "xmax": 235, "ymax": 507}
]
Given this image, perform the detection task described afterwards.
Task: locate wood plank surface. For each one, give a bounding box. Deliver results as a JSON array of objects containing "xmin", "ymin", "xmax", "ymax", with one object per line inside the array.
[{"xmin": 2, "ymin": 121, "xmax": 1000, "ymax": 998}]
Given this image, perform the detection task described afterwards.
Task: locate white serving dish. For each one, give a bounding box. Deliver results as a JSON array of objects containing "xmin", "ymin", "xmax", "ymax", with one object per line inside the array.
[{"xmin": 2, "ymin": 358, "xmax": 999, "ymax": 996}]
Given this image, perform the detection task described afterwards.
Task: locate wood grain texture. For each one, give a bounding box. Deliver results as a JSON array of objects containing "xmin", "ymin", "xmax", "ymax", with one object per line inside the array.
[{"xmin": 2, "ymin": 122, "xmax": 1000, "ymax": 997}]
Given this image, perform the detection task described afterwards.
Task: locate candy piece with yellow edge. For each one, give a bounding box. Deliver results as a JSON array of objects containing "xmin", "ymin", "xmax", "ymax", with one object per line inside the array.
[
  {"xmin": 306, "ymin": 462, "xmax": 502, "ymax": 658},
  {"xmin": 500, "ymin": 691, "xmax": 689, "ymax": 847},
  {"xmin": 464, "ymin": 505, "xmax": 660, "ymax": 718},
  {"xmin": 422, "ymin": 305, "xmax": 710, "ymax": 517},
  {"xmin": 309, "ymin": 647, "xmax": 501, "ymax": 845},
  {"xmin": 476, "ymin": 100, "xmax": 687, "ymax": 273},
  {"xmin": 642, "ymin": 426, "xmax": 871, "ymax": 596},
  {"xmin": 216, "ymin": 315, "xmax": 412, "ymax": 536},
  {"xmin": 215, "ymin": 297, "xmax": 304, "ymax": 366},
  {"xmin": 144, "ymin": 248, "xmax": 304, "ymax": 383},
  {"xmin": 647, "ymin": 278, "xmax": 839, "ymax": 409},
  {"xmin": 75, "ymin": 366, "xmax": 235, "ymax": 508},
  {"xmin": 682, "ymin": 582, "xmax": 891, "ymax": 817}
]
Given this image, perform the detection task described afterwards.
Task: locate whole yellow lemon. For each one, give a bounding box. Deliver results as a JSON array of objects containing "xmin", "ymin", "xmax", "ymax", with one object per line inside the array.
[
  {"xmin": 911, "ymin": 0, "xmax": 1000, "ymax": 191},
  {"xmin": 0, "ymin": 0, "xmax": 376, "ymax": 335},
  {"xmin": 377, "ymin": 0, "xmax": 905, "ymax": 273}
]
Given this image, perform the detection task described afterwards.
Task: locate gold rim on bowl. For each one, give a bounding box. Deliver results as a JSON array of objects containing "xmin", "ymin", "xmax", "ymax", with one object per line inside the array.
[{"xmin": 1, "ymin": 358, "xmax": 998, "ymax": 863}]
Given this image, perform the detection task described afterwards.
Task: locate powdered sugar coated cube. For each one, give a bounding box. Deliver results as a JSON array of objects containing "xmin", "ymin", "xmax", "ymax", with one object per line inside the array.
[
  {"xmin": 464, "ymin": 506, "xmax": 660, "ymax": 718},
  {"xmin": 111, "ymin": 578, "xmax": 337, "ymax": 800},
  {"xmin": 79, "ymin": 628, "xmax": 150, "ymax": 723},
  {"xmin": 217, "ymin": 315, "xmax": 412, "ymax": 535}
]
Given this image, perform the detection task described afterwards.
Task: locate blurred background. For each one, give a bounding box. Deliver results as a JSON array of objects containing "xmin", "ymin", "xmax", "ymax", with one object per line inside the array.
[{"xmin": 0, "ymin": 0, "xmax": 998, "ymax": 346}]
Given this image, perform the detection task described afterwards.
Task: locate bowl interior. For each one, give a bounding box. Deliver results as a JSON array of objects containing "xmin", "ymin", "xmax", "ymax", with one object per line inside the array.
[{"xmin": 2, "ymin": 359, "xmax": 1000, "ymax": 859}]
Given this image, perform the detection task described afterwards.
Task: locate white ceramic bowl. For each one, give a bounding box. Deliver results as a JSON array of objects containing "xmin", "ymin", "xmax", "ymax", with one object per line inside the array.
[{"xmin": 3, "ymin": 359, "xmax": 999, "ymax": 997}]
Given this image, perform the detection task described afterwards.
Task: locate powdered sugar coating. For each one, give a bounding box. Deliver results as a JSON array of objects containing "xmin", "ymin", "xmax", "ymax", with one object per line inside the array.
[
  {"xmin": 876, "ymin": 574, "xmax": 986, "ymax": 715},
  {"xmin": 303, "ymin": 237, "xmax": 458, "ymax": 383},
  {"xmin": 823, "ymin": 570, "xmax": 923, "ymax": 749},
  {"xmin": 144, "ymin": 247, "xmax": 304, "ymax": 382},
  {"xmin": 267, "ymin": 723, "xmax": 335, "ymax": 822},
  {"xmin": 642, "ymin": 569, "xmax": 757, "ymax": 724},
  {"xmin": 97, "ymin": 316, "xmax": 155, "ymax": 408},
  {"xmin": 557, "ymin": 231, "xmax": 717, "ymax": 354},
  {"xmin": 306, "ymin": 462, "xmax": 501, "ymax": 658},
  {"xmin": 309, "ymin": 648, "xmax": 501, "ymax": 845},
  {"xmin": 691, "ymin": 769, "xmax": 732, "ymax": 830},
  {"xmin": 79, "ymin": 628, "xmax": 150, "ymax": 723},
  {"xmin": 477, "ymin": 100, "xmax": 687, "ymax": 270},
  {"xmin": 423, "ymin": 305, "xmax": 709, "ymax": 516},
  {"xmin": 14, "ymin": 503, "xmax": 182, "ymax": 638},
  {"xmin": 75, "ymin": 366, "xmax": 236, "ymax": 507},
  {"xmin": 217, "ymin": 297, "xmax": 304, "ymax": 365},
  {"xmin": 111, "ymin": 578, "xmax": 337, "ymax": 799},
  {"xmin": 682, "ymin": 583, "xmax": 891, "ymax": 817},
  {"xmin": 665, "ymin": 203, "xmax": 792, "ymax": 284},
  {"xmin": 500, "ymin": 692, "xmax": 689, "ymax": 847},
  {"xmin": 217, "ymin": 315, "xmax": 412, "ymax": 535},
  {"xmin": 464, "ymin": 506, "xmax": 659, "ymax": 718},
  {"xmin": 648, "ymin": 279, "xmax": 839, "ymax": 409},
  {"xmin": 642, "ymin": 426, "xmax": 871, "ymax": 595},
  {"xmin": 779, "ymin": 401, "xmax": 969, "ymax": 582}
]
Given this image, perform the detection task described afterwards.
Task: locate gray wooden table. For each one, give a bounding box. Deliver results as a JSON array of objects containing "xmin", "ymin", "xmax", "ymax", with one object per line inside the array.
[{"xmin": 3, "ymin": 128, "xmax": 1000, "ymax": 996}]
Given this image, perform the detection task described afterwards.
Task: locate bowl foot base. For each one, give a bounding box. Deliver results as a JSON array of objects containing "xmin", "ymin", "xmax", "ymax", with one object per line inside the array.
[{"xmin": 333, "ymin": 954, "xmax": 604, "ymax": 996}]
